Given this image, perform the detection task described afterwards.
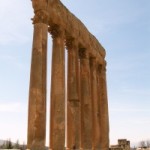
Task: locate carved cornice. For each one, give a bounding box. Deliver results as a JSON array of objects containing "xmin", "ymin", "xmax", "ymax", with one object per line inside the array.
[
  {"xmin": 48, "ymin": 24, "xmax": 64, "ymax": 39},
  {"xmin": 79, "ymin": 48, "xmax": 88, "ymax": 59},
  {"xmin": 32, "ymin": 0, "xmax": 48, "ymax": 12},
  {"xmin": 31, "ymin": 10, "xmax": 48, "ymax": 24}
]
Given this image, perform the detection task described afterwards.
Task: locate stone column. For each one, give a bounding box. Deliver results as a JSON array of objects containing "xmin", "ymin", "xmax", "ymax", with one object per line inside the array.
[
  {"xmin": 66, "ymin": 38, "xmax": 80, "ymax": 149},
  {"xmin": 90, "ymin": 58, "xmax": 100, "ymax": 150},
  {"xmin": 27, "ymin": 10, "xmax": 48, "ymax": 150},
  {"xmin": 49, "ymin": 25, "xmax": 65, "ymax": 150},
  {"xmin": 79, "ymin": 48, "xmax": 92, "ymax": 149},
  {"xmin": 97, "ymin": 62, "xmax": 109, "ymax": 150}
]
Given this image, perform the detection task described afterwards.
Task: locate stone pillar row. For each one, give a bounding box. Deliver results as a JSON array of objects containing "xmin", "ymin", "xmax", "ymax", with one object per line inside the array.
[{"xmin": 27, "ymin": 10, "xmax": 109, "ymax": 150}]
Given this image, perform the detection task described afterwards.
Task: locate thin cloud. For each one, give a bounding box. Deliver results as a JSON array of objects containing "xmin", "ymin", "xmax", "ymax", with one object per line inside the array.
[
  {"xmin": 121, "ymin": 88, "xmax": 150, "ymax": 96},
  {"xmin": 0, "ymin": 32, "xmax": 30, "ymax": 45},
  {"xmin": 0, "ymin": 54, "xmax": 29, "ymax": 72},
  {"xmin": 110, "ymin": 108, "xmax": 150, "ymax": 113},
  {"xmin": 108, "ymin": 52, "xmax": 150, "ymax": 73},
  {"xmin": 0, "ymin": 102, "xmax": 26, "ymax": 113}
]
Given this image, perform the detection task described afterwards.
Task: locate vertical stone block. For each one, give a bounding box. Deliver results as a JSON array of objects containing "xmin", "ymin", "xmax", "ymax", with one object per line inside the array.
[
  {"xmin": 90, "ymin": 58, "xmax": 100, "ymax": 150},
  {"xmin": 97, "ymin": 63, "xmax": 109, "ymax": 150},
  {"xmin": 27, "ymin": 23, "xmax": 48, "ymax": 150},
  {"xmin": 66, "ymin": 38, "xmax": 80, "ymax": 149},
  {"xmin": 79, "ymin": 48, "xmax": 92, "ymax": 149},
  {"xmin": 49, "ymin": 25, "xmax": 65, "ymax": 150}
]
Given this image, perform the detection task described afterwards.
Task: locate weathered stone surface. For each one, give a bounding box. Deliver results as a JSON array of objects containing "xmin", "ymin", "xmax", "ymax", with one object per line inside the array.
[
  {"xmin": 66, "ymin": 38, "xmax": 79, "ymax": 101},
  {"xmin": 97, "ymin": 63, "xmax": 109, "ymax": 150},
  {"xmin": 67, "ymin": 101, "xmax": 80, "ymax": 149},
  {"xmin": 32, "ymin": 0, "xmax": 48, "ymax": 12},
  {"xmin": 66, "ymin": 39, "xmax": 80, "ymax": 149},
  {"xmin": 110, "ymin": 139, "xmax": 130, "ymax": 150},
  {"xmin": 49, "ymin": 25, "xmax": 65, "ymax": 150},
  {"xmin": 48, "ymin": 1, "xmax": 105, "ymax": 61},
  {"xmin": 90, "ymin": 58, "xmax": 101, "ymax": 150},
  {"xmin": 27, "ymin": 22, "xmax": 48, "ymax": 150},
  {"xmin": 79, "ymin": 48, "xmax": 92, "ymax": 149}
]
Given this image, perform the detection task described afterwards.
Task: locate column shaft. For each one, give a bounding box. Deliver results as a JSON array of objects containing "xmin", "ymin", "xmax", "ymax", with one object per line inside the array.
[
  {"xmin": 67, "ymin": 40, "xmax": 78, "ymax": 101},
  {"xmin": 27, "ymin": 23, "xmax": 48, "ymax": 150},
  {"xmin": 79, "ymin": 49, "xmax": 92, "ymax": 149},
  {"xmin": 98, "ymin": 64, "xmax": 109, "ymax": 150},
  {"xmin": 50, "ymin": 26, "xmax": 65, "ymax": 150},
  {"xmin": 90, "ymin": 59, "xmax": 100, "ymax": 150},
  {"xmin": 66, "ymin": 40, "xmax": 80, "ymax": 149}
]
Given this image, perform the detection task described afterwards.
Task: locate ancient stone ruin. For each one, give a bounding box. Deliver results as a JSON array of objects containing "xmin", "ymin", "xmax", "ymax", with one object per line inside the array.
[
  {"xmin": 27, "ymin": 0, "xmax": 109, "ymax": 150},
  {"xmin": 110, "ymin": 139, "xmax": 130, "ymax": 150}
]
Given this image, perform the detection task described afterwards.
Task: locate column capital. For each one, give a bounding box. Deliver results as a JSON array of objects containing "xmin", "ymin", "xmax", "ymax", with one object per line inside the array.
[
  {"xmin": 31, "ymin": 10, "xmax": 49, "ymax": 24},
  {"xmin": 66, "ymin": 37, "xmax": 77, "ymax": 50},
  {"xmin": 97, "ymin": 63, "xmax": 107, "ymax": 75},
  {"xmin": 90, "ymin": 57, "xmax": 97, "ymax": 69},
  {"xmin": 48, "ymin": 24, "xmax": 64, "ymax": 39},
  {"xmin": 79, "ymin": 48, "xmax": 89, "ymax": 59}
]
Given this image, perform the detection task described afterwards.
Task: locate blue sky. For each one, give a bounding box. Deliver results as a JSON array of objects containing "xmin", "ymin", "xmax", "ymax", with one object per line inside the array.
[{"xmin": 0, "ymin": 0, "xmax": 150, "ymax": 147}]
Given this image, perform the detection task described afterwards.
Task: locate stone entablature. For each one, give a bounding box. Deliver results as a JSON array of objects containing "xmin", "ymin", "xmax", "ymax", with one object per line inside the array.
[
  {"xmin": 27, "ymin": 0, "xmax": 109, "ymax": 150},
  {"xmin": 48, "ymin": 0, "xmax": 105, "ymax": 59},
  {"xmin": 32, "ymin": 0, "xmax": 105, "ymax": 63}
]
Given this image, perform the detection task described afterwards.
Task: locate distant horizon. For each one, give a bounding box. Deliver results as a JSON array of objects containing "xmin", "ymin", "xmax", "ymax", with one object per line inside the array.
[
  {"xmin": 0, "ymin": 135, "xmax": 149, "ymax": 147},
  {"xmin": 0, "ymin": 139, "xmax": 148, "ymax": 148}
]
